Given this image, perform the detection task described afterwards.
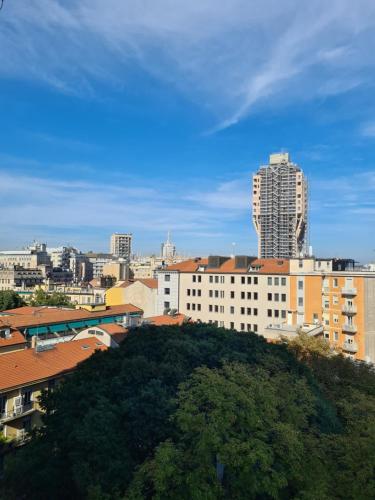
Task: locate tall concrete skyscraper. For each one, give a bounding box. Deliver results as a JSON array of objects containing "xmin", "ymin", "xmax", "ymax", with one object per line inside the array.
[
  {"xmin": 110, "ymin": 233, "xmax": 132, "ymax": 259},
  {"xmin": 252, "ymin": 152, "xmax": 308, "ymax": 259}
]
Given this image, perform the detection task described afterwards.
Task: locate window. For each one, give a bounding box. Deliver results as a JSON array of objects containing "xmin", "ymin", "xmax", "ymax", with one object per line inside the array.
[
  {"xmin": 334, "ymin": 331, "xmax": 339, "ymax": 341},
  {"xmin": 209, "ymin": 305, "xmax": 213, "ymax": 312},
  {"xmin": 333, "ymin": 295, "xmax": 338, "ymax": 305},
  {"xmin": 215, "ymin": 276, "xmax": 219, "ymax": 283},
  {"xmin": 254, "ymin": 292, "xmax": 258, "ymax": 300},
  {"xmin": 274, "ymin": 277, "xmax": 279, "ymax": 286},
  {"xmin": 274, "ymin": 293, "xmax": 279, "ymax": 301},
  {"xmin": 197, "ymin": 304, "xmax": 201, "ymax": 311},
  {"xmin": 275, "ymin": 310, "xmax": 279, "ymax": 318},
  {"xmin": 192, "ymin": 289, "xmax": 196, "ymax": 297},
  {"xmin": 253, "ymin": 324, "xmax": 258, "ymax": 332},
  {"xmin": 333, "ymin": 278, "xmax": 338, "ymax": 288},
  {"xmin": 209, "ymin": 276, "xmax": 213, "ymax": 283},
  {"xmin": 220, "ymin": 290, "xmax": 225, "ymax": 298},
  {"xmin": 324, "ymin": 332, "xmax": 330, "ymax": 339},
  {"xmin": 240, "ymin": 323, "xmax": 245, "ymax": 331},
  {"xmin": 267, "ymin": 293, "xmax": 272, "ymax": 301},
  {"xmin": 198, "ymin": 290, "xmax": 202, "ymax": 297},
  {"xmin": 298, "ymin": 280, "xmax": 303, "ymax": 290},
  {"xmin": 253, "ymin": 308, "xmax": 258, "ymax": 316},
  {"xmin": 164, "ymin": 301, "xmax": 170, "ymax": 309},
  {"xmin": 333, "ymin": 314, "xmax": 339, "ymax": 324},
  {"xmin": 241, "ymin": 276, "xmax": 246, "ymax": 284},
  {"xmin": 192, "ymin": 303, "xmax": 196, "ymax": 311},
  {"xmin": 324, "ymin": 300, "xmax": 329, "ymax": 309},
  {"xmin": 281, "ymin": 310, "xmax": 286, "ymax": 319},
  {"xmin": 23, "ymin": 390, "xmax": 32, "ymax": 405},
  {"xmin": 231, "ymin": 276, "xmax": 235, "ymax": 284},
  {"xmin": 220, "ymin": 305, "xmax": 224, "ymax": 313},
  {"xmin": 281, "ymin": 294, "xmax": 286, "ymax": 302},
  {"xmin": 220, "ymin": 276, "xmax": 225, "ymax": 284},
  {"xmin": 187, "ymin": 303, "xmax": 191, "ymax": 310},
  {"xmin": 0, "ymin": 395, "xmax": 6, "ymax": 413},
  {"xmin": 192, "ymin": 275, "xmax": 196, "ymax": 283},
  {"xmin": 267, "ymin": 309, "xmax": 272, "ymax": 317},
  {"xmin": 164, "ymin": 288, "xmax": 170, "ymax": 295},
  {"xmin": 298, "ymin": 297, "xmax": 303, "ymax": 307},
  {"xmin": 299, "ymin": 259, "xmax": 303, "ymax": 268},
  {"xmin": 230, "ymin": 291, "xmax": 235, "ymax": 299},
  {"xmin": 254, "ymin": 277, "xmax": 258, "ymax": 285},
  {"xmin": 214, "ymin": 305, "xmax": 219, "ymax": 312},
  {"xmin": 247, "ymin": 324, "xmax": 252, "ymax": 332},
  {"xmin": 209, "ymin": 290, "xmax": 213, "ymax": 298},
  {"xmin": 267, "ymin": 277, "xmax": 272, "ymax": 285},
  {"xmin": 165, "ymin": 274, "xmax": 171, "ymax": 282},
  {"xmin": 247, "ymin": 292, "xmax": 251, "ymax": 300},
  {"xmin": 230, "ymin": 322, "xmax": 234, "ymax": 329},
  {"xmin": 213, "ymin": 290, "xmax": 217, "ymax": 298},
  {"xmin": 247, "ymin": 308, "xmax": 251, "ymax": 315},
  {"xmin": 198, "ymin": 275, "xmax": 202, "ymax": 283},
  {"xmin": 219, "ymin": 321, "xmax": 224, "ymax": 327},
  {"xmin": 230, "ymin": 306, "xmax": 235, "ymax": 314},
  {"xmin": 281, "ymin": 277, "xmax": 286, "ymax": 286},
  {"xmin": 241, "ymin": 291, "xmax": 245, "ymax": 299},
  {"xmin": 247, "ymin": 277, "xmax": 251, "ymax": 285}
]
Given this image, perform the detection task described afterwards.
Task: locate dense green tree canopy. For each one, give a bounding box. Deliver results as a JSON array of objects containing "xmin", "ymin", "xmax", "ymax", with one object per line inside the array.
[
  {"xmin": 0, "ymin": 290, "xmax": 25, "ymax": 311},
  {"xmin": 1, "ymin": 324, "xmax": 374, "ymax": 500},
  {"xmin": 30, "ymin": 288, "xmax": 73, "ymax": 307}
]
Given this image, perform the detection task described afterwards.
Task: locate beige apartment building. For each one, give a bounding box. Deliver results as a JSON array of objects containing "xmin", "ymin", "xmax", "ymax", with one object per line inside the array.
[{"xmin": 157, "ymin": 256, "xmax": 375, "ymax": 363}]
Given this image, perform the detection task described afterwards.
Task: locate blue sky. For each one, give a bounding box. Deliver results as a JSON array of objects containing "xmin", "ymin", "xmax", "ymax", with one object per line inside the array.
[{"xmin": 0, "ymin": 1, "xmax": 375, "ymax": 262}]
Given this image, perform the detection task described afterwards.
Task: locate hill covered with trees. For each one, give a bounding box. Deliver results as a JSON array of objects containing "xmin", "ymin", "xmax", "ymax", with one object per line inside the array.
[{"xmin": 2, "ymin": 324, "xmax": 375, "ymax": 499}]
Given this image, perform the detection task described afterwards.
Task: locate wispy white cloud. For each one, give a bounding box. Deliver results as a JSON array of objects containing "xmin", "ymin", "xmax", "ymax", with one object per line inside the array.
[{"xmin": 1, "ymin": 1, "xmax": 375, "ymax": 129}]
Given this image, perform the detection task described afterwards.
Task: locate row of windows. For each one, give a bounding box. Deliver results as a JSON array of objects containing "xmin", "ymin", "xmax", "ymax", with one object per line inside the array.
[
  {"xmin": 186, "ymin": 303, "xmax": 202, "ymax": 311},
  {"xmin": 267, "ymin": 309, "xmax": 287, "ymax": 319},
  {"xmin": 267, "ymin": 293, "xmax": 287, "ymax": 302},
  {"xmin": 187, "ymin": 289, "xmax": 202, "ymax": 297},
  {"xmin": 267, "ymin": 277, "xmax": 287, "ymax": 286},
  {"xmin": 207, "ymin": 320, "xmax": 258, "ymax": 333}
]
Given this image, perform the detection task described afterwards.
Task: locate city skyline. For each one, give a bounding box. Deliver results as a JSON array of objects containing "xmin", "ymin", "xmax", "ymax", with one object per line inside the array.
[{"xmin": 1, "ymin": 2, "xmax": 375, "ymax": 261}]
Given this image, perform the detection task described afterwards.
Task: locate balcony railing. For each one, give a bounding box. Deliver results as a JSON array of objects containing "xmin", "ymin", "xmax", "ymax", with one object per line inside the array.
[
  {"xmin": 342, "ymin": 305, "xmax": 357, "ymax": 315},
  {"xmin": 341, "ymin": 287, "xmax": 357, "ymax": 296},
  {"xmin": 343, "ymin": 341, "xmax": 358, "ymax": 353},
  {"xmin": 0, "ymin": 402, "xmax": 35, "ymax": 422},
  {"xmin": 342, "ymin": 323, "xmax": 357, "ymax": 333}
]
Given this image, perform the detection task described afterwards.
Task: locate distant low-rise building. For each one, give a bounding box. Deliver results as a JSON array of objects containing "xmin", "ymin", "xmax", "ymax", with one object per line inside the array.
[{"xmin": 0, "ymin": 267, "xmax": 44, "ymax": 291}]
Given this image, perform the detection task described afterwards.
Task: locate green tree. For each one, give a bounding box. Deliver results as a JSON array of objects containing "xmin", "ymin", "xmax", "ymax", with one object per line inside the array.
[
  {"xmin": 0, "ymin": 290, "xmax": 25, "ymax": 311},
  {"xmin": 30, "ymin": 288, "xmax": 73, "ymax": 307}
]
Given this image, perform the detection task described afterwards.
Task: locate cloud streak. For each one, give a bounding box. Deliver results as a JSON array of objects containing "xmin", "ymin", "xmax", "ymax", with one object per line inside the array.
[{"xmin": 1, "ymin": 1, "xmax": 375, "ymax": 129}]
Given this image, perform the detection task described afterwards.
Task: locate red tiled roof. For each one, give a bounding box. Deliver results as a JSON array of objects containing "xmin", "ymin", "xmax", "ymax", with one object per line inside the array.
[
  {"xmin": 137, "ymin": 279, "xmax": 158, "ymax": 289},
  {"xmin": 97, "ymin": 323, "xmax": 127, "ymax": 336},
  {"xmin": 146, "ymin": 314, "xmax": 187, "ymax": 326},
  {"xmin": 0, "ymin": 338, "xmax": 107, "ymax": 392},
  {"xmin": 0, "ymin": 329, "xmax": 27, "ymax": 349},
  {"xmin": 0, "ymin": 304, "xmax": 142, "ymax": 330},
  {"xmin": 166, "ymin": 258, "xmax": 208, "ymax": 272},
  {"xmin": 165, "ymin": 257, "xmax": 289, "ymax": 274}
]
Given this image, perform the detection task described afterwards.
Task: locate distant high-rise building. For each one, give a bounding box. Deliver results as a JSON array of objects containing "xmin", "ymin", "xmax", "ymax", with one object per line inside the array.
[
  {"xmin": 161, "ymin": 232, "xmax": 176, "ymax": 260},
  {"xmin": 252, "ymin": 152, "xmax": 308, "ymax": 259},
  {"xmin": 110, "ymin": 233, "xmax": 132, "ymax": 259}
]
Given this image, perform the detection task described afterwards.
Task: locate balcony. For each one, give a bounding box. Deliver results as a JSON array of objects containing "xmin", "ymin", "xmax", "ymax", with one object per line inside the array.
[
  {"xmin": 343, "ymin": 341, "xmax": 358, "ymax": 353},
  {"xmin": 14, "ymin": 429, "xmax": 32, "ymax": 446},
  {"xmin": 342, "ymin": 323, "xmax": 357, "ymax": 333},
  {"xmin": 322, "ymin": 286, "xmax": 330, "ymax": 294},
  {"xmin": 0, "ymin": 402, "xmax": 36, "ymax": 423},
  {"xmin": 342, "ymin": 305, "xmax": 357, "ymax": 315},
  {"xmin": 341, "ymin": 287, "xmax": 357, "ymax": 296}
]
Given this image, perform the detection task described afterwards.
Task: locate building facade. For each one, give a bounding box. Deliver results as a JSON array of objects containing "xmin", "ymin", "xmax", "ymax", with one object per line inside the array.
[
  {"xmin": 110, "ymin": 233, "xmax": 132, "ymax": 260},
  {"xmin": 106, "ymin": 279, "xmax": 158, "ymax": 318},
  {"xmin": 0, "ymin": 267, "xmax": 44, "ymax": 291},
  {"xmin": 157, "ymin": 256, "xmax": 375, "ymax": 363},
  {"xmin": 252, "ymin": 153, "xmax": 308, "ymax": 259}
]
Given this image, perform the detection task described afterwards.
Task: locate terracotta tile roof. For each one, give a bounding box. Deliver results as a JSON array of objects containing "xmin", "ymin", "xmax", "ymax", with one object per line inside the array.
[
  {"xmin": 0, "ymin": 304, "xmax": 142, "ymax": 330},
  {"xmin": 146, "ymin": 314, "xmax": 187, "ymax": 326},
  {"xmin": 116, "ymin": 280, "xmax": 134, "ymax": 288},
  {"xmin": 0, "ymin": 338, "xmax": 107, "ymax": 392},
  {"xmin": 166, "ymin": 258, "xmax": 208, "ymax": 272},
  {"xmin": 97, "ymin": 323, "xmax": 128, "ymax": 336},
  {"xmin": 164, "ymin": 257, "xmax": 289, "ymax": 275},
  {"xmin": 137, "ymin": 279, "xmax": 158, "ymax": 289},
  {"xmin": 0, "ymin": 329, "xmax": 27, "ymax": 349}
]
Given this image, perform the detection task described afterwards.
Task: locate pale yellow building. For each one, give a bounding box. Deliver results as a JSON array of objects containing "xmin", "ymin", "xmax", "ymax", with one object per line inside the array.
[{"xmin": 106, "ymin": 279, "xmax": 158, "ymax": 318}]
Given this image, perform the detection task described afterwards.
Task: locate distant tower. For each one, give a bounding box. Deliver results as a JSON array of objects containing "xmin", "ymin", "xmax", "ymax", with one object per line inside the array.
[
  {"xmin": 161, "ymin": 231, "xmax": 176, "ymax": 259},
  {"xmin": 252, "ymin": 152, "xmax": 308, "ymax": 259},
  {"xmin": 110, "ymin": 233, "xmax": 132, "ymax": 260}
]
